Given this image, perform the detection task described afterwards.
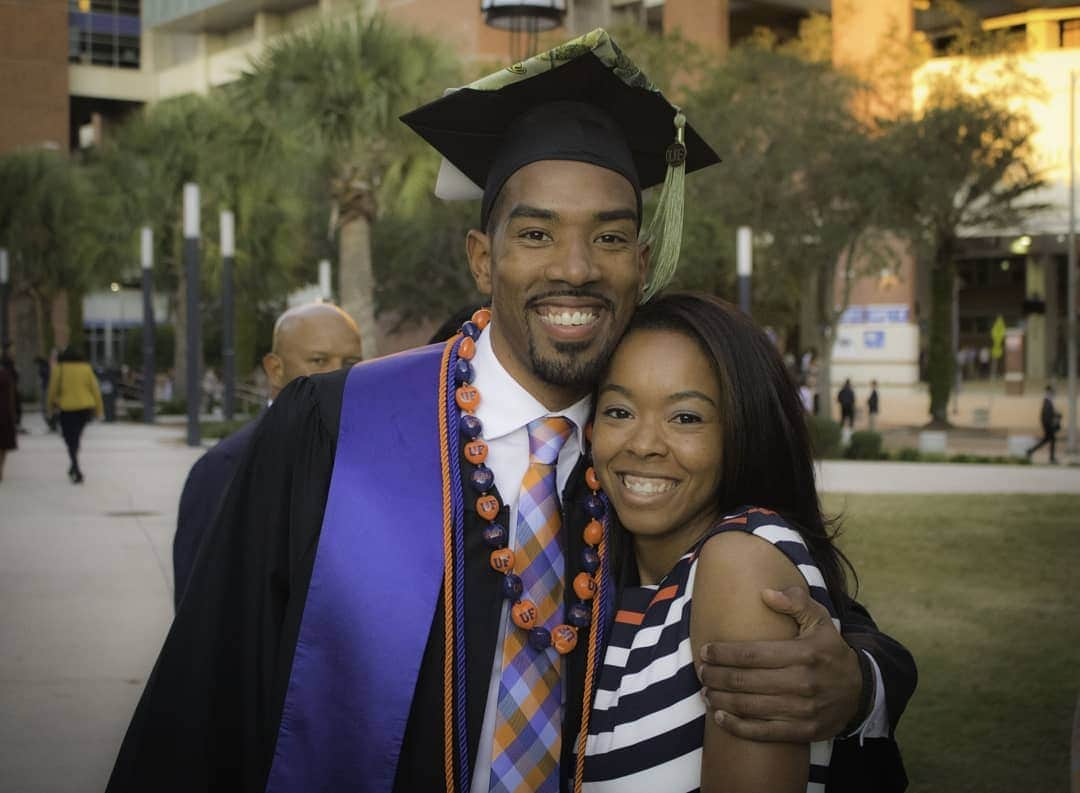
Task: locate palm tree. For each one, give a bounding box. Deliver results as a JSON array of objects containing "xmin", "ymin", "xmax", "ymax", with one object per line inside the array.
[{"xmin": 234, "ymin": 13, "xmax": 459, "ymax": 356}]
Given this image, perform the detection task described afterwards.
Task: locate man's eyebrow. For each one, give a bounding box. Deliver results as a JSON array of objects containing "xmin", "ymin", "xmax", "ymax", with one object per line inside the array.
[
  {"xmin": 507, "ymin": 205, "xmax": 557, "ymax": 222},
  {"xmin": 669, "ymin": 390, "xmax": 716, "ymax": 407},
  {"xmin": 595, "ymin": 208, "xmax": 638, "ymax": 224}
]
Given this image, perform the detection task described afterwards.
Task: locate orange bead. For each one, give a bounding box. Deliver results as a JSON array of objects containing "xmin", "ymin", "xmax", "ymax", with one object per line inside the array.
[
  {"xmin": 585, "ymin": 467, "xmax": 601, "ymax": 492},
  {"xmin": 584, "ymin": 422, "xmax": 593, "ymax": 444},
  {"xmin": 489, "ymin": 547, "xmax": 515, "ymax": 574},
  {"xmin": 573, "ymin": 572, "xmax": 598, "ymax": 600},
  {"xmin": 471, "ymin": 307, "xmax": 492, "ymax": 330},
  {"xmin": 464, "ymin": 438, "xmax": 488, "ymax": 465},
  {"xmin": 476, "ymin": 494, "xmax": 500, "ymax": 521},
  {"xmin": 552, "ymin": 624, "xmax": 578, "ymax": 654},
  {"xmin": 511, "ymin": 600, "xmax": 539, "ymax": 630},
  {"xmin": 458, "ymin": 336, "xmax": 476, "ymax": 361},
  {"xmin": 583, "ymin": 519, "xmax": 603, "ymax": 546},
  {"xmin": 455, "ymin": 385, "xmax": 480, "ymax": 411}
]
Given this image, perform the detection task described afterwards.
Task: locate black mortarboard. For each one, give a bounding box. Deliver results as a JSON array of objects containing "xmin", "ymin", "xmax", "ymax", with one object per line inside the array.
[{"xmin": 400, "ymin": 29, "xmax": 721, "ymax": 301}]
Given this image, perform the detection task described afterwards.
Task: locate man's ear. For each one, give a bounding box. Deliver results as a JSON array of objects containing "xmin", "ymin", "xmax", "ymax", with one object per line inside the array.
[
  {"xmin": 637, "ymin": 240, "xmax": 652, "ymax": 300},
  {"xmin": 466, "ymin": 229, "xmax": 494, "ymax": 296},
  {"xmin": 262, "ymin": 352, "xmax": 285, "ymax": 393}
]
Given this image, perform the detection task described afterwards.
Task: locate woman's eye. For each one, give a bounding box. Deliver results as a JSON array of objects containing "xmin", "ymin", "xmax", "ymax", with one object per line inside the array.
[
  {"xmin": 672, "ymin": 412, "xmax": 702, "ymax": 424},
  {"xmin": 602, "ymin": 406, "xmax": 632, "ymax": 420}
]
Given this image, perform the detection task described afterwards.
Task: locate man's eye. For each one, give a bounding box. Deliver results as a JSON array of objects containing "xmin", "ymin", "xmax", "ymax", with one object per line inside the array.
[
  {"xmin": 596, "ymin": 233, "xmax": 627, "ymax": 244},
  {"xmin": 521, "ymin": 229, "xmax": 550, "ymax": 242},
  {"xmin": 602, "ymin": 406, "xmax": 632, "ymax": 420}
]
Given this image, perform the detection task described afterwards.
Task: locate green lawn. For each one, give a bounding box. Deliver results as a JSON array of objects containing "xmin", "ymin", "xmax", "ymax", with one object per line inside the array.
[{"xmin": 823, "ymin": 493, "xmax": 1080, "ymax": 793}]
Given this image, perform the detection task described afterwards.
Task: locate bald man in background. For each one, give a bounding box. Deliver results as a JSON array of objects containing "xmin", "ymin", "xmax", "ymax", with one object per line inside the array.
[{"xmin": 172, "ymin": 303, "xmax": 363, "ymax": 608}]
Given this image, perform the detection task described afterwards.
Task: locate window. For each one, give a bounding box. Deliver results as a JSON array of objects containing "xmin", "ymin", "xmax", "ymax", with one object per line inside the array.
[
  {"xmin": 1063, "ymin": 18, "xmax": 1080, "ymax": 49},
  {"xmin": 68, "ymin": 0, "xmax": 140, "ymax": 69}
]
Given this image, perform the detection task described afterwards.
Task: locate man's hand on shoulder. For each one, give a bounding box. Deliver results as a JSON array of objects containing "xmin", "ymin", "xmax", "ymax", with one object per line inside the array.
[{"xmin": 698, "ymin": 586, "xmax": 863, "ymax": 743}]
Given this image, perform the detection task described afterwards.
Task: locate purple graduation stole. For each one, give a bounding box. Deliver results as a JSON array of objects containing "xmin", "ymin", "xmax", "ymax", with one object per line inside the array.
[{"xmin": 265, "ymin": 344, "xmax": 449, "ymax": 793}]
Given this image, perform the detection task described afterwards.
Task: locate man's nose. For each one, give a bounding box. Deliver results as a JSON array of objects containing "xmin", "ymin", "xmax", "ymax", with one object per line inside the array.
[{"xmin": 547, "ymin": 235, "xmax": 600, "ymax": 286}]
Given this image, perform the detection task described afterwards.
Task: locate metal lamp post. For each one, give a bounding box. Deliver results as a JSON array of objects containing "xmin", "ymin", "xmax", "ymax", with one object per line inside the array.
[
  {"xmin": 183, "ymin": 183, "xmax": 201, "ymax": 447},
  {"xmin": 481, "ymin": 0, "xmax": 565, "ymax": 61},
  {"xmin": 0, "ymin": 248, "xmax": 9, "ymax": 354},
  {"xmin": 221, "ymin": 210, "xmax": 235, "ymax": 422},
  {"xmin": 736, "ymin": 226, "xmax": 752, "ymax": 317},
  {"xmin": 1067, "ymin": 70, "xmax": 1077, "ymax": 455},
  {"xmin": 318, "ymin": 259, "xmax": 332, "ymax": 302},
  {"xmin": 140, "ymin": 227, "xmax": 155, "ymax": 424}
]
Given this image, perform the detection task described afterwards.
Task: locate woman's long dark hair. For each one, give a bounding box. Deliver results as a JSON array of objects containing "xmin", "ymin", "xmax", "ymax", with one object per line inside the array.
[{"xmin": 607, "ymin": 291, "xmax": 854, "ymax": 611}]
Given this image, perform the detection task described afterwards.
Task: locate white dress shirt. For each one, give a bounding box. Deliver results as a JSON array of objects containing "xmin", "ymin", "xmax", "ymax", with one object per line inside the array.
[
  {"xmin": 468, "ymin": 326, "xmax": 592, "ymax": 793},
  {"xmin": 464, "ymin": 325, "xmax": 887, "ymax": 791}
]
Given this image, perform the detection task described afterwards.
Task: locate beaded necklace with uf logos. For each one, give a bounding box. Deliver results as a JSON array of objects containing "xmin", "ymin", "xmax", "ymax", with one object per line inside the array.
[{"xmin": 437, "ymin": 308, "xmax": 612, "ymax": 793}]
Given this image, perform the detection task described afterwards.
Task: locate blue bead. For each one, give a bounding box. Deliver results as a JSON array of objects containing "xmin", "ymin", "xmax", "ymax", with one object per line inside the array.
[
  {"xmin": 568, "ymin": 602, "xmax": 591, "ymax": 628},
  {"xmin": 581, "ymin": 547, "xmax": 600, "ymax": 573},
  {"xmin": 501, "ymin": 574, "xmax": 523, "ymax": 600},
  {"xmin": 459, "ymin": 413, "xmax": 483, "ymax": 439},
  {"xmin": 454, "ymin": 358, "xmax": 474, "ymax": 385},
  {"xmin": 482, "ymin": 523, "xmax": 508, "ymax": 548},
  {"xmin": 528, "ymin": 627, "xmax": 552, "ymax": 651},
  {"xmin": 584, "ymin": 494, "xmax": 606, "ymax": 519},
  {"xmin": 470, "ymin": 465, "xmax": 494, "ymax": 493},
  {"xmin": 460, "ymin": 320, "xmax": 481, "ymax": 341}
]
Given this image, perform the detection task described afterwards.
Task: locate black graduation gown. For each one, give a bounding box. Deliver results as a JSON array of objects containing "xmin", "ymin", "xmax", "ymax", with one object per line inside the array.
[{"xmin": 106, "ymin": 368, "xmax": 914, "ymax": 793}]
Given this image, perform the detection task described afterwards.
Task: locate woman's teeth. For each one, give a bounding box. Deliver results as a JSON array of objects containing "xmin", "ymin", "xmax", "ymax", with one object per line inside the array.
[
  {"xmin": 539, "ymin": 310, "xmax": 597, "ymax": 327},
  {"xmin": 621, "ymin": 475, "xmax": 676, "ymax": 496}
]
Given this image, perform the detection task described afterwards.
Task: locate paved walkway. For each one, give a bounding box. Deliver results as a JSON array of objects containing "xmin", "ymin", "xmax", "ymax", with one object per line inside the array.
[{"xmin": 0, "ymin": 415, "xmax": 1076, "ymax": 792}]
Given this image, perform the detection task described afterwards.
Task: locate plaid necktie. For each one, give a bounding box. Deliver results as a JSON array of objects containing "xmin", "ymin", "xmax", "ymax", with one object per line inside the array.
[{"xmin": 489, "ymin": 416, "xmax": 574, "ymax": 793}]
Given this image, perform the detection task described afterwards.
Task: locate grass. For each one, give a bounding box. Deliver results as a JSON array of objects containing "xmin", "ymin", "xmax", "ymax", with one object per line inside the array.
[{"xmin": 822, "ymin": 493, "xmax": 1080, "ymax": 793}]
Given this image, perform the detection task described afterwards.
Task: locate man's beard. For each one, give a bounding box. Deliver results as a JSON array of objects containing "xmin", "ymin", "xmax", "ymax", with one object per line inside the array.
[{"xmin": 526, "ymin": 334, "xmax": 616, "ymax": 391}]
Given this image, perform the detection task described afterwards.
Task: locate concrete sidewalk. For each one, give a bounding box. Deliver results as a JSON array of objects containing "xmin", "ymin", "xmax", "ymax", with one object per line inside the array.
[
  {"xmin": 0, "ymin": 415, "xmax": 1076, "ymax": 792},
  {"xmin": 0, "ymin": 415, "xmax": 201, "ymax": 793}
]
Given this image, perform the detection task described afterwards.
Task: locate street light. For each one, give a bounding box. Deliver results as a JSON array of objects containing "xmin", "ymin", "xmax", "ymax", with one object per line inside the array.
[
  {"xmin": 141, "ymin": 226, "xmax": 155, "ymax": 424},
  {"xmin": 221, "ymin": 209, "xmax": 235, "ymax": 422},
  {"xmin": 183, "ymin": 183, "xmax": 201, "ymax": 447},
  {"xmin": 0, "ymin": 248, "xmax": 9, "ymax": 354},
  {"xmin": 737, "ymin": 226, "xmax": 752, "ymax": 317},
  {"xmin": 1067, "ymin": 70, "xmax": 1077, "ymax": 455}
]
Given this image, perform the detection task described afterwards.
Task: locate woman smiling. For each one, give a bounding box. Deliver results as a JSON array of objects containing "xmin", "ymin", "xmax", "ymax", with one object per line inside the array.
[{"xmin": 583, "ymin": 292, "xmax": 852, "ymax": 793}]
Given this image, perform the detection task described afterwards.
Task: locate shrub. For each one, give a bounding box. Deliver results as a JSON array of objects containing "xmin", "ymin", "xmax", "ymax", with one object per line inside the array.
[
  {"xmin": 846, "ymin": 430, "xmax": 884, "ymax": 460},
  {"xmin": 896, "ymin": 447, "xmax": 921, "ymax": 462},
  {"xmin": 807, "ymin": 415, "xmax": 843, "ymax": 459},
  {"xmin": 158, "ymin": 398, "xmax": 187, "ymax": 415}
]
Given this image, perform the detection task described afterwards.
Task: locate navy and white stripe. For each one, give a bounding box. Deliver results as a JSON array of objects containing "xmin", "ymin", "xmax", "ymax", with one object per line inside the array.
[{"xmin": 580, "ymin": 507, "xmax": 839, "ymax": 793}]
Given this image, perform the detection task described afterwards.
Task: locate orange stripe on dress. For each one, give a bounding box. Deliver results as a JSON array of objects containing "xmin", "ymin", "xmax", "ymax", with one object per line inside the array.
[
  {"xmin": 615, "ymin": 609, "xmax": 645, "ymax": 625},
  {"xmin": 649, "ymin": 585, "xmax": 680, "ymax": 607}
]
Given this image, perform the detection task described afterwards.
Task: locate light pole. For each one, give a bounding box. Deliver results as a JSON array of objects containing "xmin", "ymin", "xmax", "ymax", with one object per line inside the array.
[
  {"xmin": 0, "ymin": 248, "xmax": 9, "ymax": 354},
  {"xmin": 737, "ymin": 226, "xmax": 752, "ymax": 316},
  {"xmin": 141, "ymin": 227, "xmax": 155, "ymax": 424},
  {"xmin": 183, "ymin": 183, "xmax": 201, "ymax": 447},
  {"xmin": 1067, "ymin": 70, "xmax": 1077, "ymax": 454},
  {"xmin": 319, "ymin": 259, "xmax": 332, "ymax": 302},
  {"xmin": 221, "ymin": 210, "xmax": 235, "ymax": 422}
]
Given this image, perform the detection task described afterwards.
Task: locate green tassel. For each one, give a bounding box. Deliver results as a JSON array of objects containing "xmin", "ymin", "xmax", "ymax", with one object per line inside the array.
[{"xmin": 641, "ymin": 111, "xmax": 687, "ymax": 303}]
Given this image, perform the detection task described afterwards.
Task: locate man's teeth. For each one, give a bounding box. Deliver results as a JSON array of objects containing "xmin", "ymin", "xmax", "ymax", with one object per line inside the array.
[
  {"xmin": 539, "ymin": 310, "xmax": 598, "ymax": 327},
  {"xmin": 621, "ymin": 475, "xmax": 676, "ymax": 496}
]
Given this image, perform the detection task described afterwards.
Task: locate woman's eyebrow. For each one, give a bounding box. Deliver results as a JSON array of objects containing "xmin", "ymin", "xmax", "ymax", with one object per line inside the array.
[{"xmin": 668, "ymin": 390, "xmax": 716, "ymax": 406}]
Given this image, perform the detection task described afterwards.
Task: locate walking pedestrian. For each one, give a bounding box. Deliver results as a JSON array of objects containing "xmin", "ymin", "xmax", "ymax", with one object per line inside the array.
[
  {"xmin": 47, "ymin": 347, "xmax": 104, "ymax": 484},
  {"xmin": 1026, "ymin": 385, "xmax": 1061, "ymax": 464},
  {"xmin": 868, "ymin": 379, "xmax": 880, "ymax": 431},
  {"xmin": 838, "ymin": 378, "xmax": 856, "ymax": 429},
  {"xmin": 0, "ymin": 363, "xmax": 16, "ymax": 481},
  {"xmin": 1, "ymin": 345, "xmax": 21, "ymax": 432}
]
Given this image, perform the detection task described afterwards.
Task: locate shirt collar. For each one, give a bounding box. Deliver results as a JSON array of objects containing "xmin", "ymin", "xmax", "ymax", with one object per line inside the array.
[{"xmin": 472, "ymin": 325, "xmax": 591, "ymax": 447}]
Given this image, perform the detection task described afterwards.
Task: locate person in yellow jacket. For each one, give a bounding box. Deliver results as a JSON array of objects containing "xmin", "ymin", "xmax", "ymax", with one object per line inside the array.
[{"xmin": 47, "ymin": 347, "xmax": 104, "ymax": 484}]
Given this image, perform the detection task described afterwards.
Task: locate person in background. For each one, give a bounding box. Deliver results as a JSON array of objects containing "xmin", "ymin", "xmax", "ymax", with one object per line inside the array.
[
  {"xmin": 838, "ymin": 378, "xmax": 856, "ymax": 429},
  {"xmin": 1, "ymin": 345, "xmax": 21, "ymax": 432},
  {"xmin": 868, "ymin": 379, "xmax": 880, "ymax": 432},
  {"xmin": 47, "ymin": 347, "xmax": 104, "ymax": 484},
  {"xmin": 1026, "ymin": 385, "xmax": 1061, "ymax": 464},
  {"xmin": 798, "ymin": 378, "xmax": 814, "ymax": 415},
  {"xmin": 172, "ymin": 302, "xmax": 363, "ymax": 608},
  {"xmin": 0, "ymin": 362, "xmax": 16, "ymax": 481}
]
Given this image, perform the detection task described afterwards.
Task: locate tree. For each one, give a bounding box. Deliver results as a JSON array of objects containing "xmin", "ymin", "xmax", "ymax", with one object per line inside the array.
[
  {"xmin": 234, "ymin": 14, "xmax": 459, "ymax": 357},
  {"xmin": 883, "ymin": 75, "xmax": 1044, "ymax": 425},
  {"xmin": 0, "ymin": 148, "xmax": 98, "ymax": 354},
  {"xmin": 683, "ymin": 39, "xmax": 898, "ymax": 415}
]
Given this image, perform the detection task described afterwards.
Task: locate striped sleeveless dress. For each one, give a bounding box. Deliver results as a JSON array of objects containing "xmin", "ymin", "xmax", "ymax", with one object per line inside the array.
[{"xmin": 581, "ymin": 507, "xmax": 839, "ymax": 793}]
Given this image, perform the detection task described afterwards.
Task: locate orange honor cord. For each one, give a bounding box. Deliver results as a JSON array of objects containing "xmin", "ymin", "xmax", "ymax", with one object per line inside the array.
[
  {"xmin": 439, "ymin": 335, "xmax": 458, "ymax": 792},
  {"xmin": 574, "ymin": 532, "xmax": 606, "ymax": 793}
]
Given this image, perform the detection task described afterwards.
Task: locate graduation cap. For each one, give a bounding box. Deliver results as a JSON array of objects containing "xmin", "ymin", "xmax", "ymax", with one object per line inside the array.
[{"xmin": 400, "ymin": 28, "xmax": 720, "ymax": 302}]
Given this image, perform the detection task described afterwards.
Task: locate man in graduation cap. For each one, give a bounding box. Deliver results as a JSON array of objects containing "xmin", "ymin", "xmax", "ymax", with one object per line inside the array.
[{"xmin": 106, "ymin": 29, "xmax": 914, "ymax": 793}]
